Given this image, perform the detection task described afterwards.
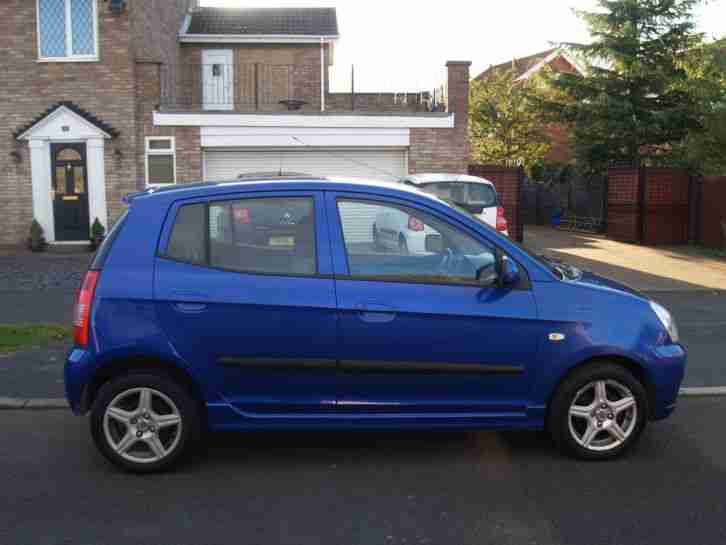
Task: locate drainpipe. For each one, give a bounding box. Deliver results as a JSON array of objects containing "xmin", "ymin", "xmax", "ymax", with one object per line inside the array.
[{"xmin": 320, "ymin": 37, "xmax": 326, "ymax": 112}]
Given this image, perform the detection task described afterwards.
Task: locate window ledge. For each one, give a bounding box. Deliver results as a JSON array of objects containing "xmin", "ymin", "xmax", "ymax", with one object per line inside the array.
[{"xmin": 37, "ymin": 57, "xmax": 100, "ymax": 64}]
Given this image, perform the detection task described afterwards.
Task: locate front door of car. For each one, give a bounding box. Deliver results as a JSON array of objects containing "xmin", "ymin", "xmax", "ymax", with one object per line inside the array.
[
  {"xmin": 327, "ymin": 192, "xmax": 539, "ymax": 416},
  {"xmin": 154, "ymin": 191, "xmax": 339, "ymax": 416}
]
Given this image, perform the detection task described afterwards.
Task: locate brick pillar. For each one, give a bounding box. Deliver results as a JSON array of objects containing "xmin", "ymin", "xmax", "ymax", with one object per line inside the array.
[{"xmin": 446, "ymin": 61, "xmax": 472, "ymax": 160}]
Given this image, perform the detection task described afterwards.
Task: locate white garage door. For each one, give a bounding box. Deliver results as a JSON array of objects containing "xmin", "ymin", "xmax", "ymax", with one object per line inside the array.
[{"xmin": 204, "ymin": 149, "xmax": 408, "ymax": 243}]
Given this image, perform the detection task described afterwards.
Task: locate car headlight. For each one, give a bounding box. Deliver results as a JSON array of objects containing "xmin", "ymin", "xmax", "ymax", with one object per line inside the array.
[{"xmin": 650, "ymin": 301, "xmax": 679, "ymax": 344}]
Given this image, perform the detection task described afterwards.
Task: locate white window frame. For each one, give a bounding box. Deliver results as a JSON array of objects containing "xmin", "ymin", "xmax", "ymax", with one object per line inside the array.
[
  {"xmin": 145, "ymin": 137, "xmax": 177, "ymax": 187},
  {"xmin": 36, "ymin": 0, "xmax": 100, "ymax": 62}
]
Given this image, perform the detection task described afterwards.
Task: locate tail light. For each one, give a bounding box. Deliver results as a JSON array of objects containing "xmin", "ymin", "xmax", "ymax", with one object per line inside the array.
[
  {"xmin": 408, "ymin": 216, "xmax": 425, "ymax": 232},
  {"xmin": 496, "ymin": 206, "xmax": 508, "ymax": 233},
  {"xmin": 73, "ymin": 271, "xmax": 100, "ymax": 347}
]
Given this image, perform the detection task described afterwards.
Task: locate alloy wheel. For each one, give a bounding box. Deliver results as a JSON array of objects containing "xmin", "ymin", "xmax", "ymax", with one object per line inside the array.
[
  {"xmin": 567, "ymin": 379, "xmax": 638, "ymax": 452},
  {"xmin": 103, "ymin": 387, "xmax": 183, "ymax": 464}
]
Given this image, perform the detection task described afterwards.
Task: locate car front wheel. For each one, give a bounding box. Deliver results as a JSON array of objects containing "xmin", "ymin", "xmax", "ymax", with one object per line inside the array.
[
  {"xmin": 548, "ymin": 362, "xmax": 648, "ymax": 460},
  {"xmin": 90, "ymin": 373, "xmax": 202, "ymax": 473}
]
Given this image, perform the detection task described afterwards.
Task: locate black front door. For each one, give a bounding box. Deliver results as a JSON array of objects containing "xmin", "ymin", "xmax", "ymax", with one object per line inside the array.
[{"xmin": 51, "ymin": 143, "xmax": 90, "ymax": 241}]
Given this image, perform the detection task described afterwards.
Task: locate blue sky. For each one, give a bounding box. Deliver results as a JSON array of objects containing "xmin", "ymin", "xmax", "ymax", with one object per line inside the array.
[{"xmin": 201, "ymin": 0, "xmax": 726, "ymax": 92}]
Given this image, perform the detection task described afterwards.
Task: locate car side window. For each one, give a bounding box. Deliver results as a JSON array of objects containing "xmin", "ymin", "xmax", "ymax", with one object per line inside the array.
[
  {"xmin": 163, "ymin": 197, "xmax": 317, "ymax": 276},
  {"xmin": 209, "ymin": 197, "xmax": 316, "ymax": 275},
  {"xmin": 337, "ymin": 199, "xmax": 496, "ymax": 285},
  {"xmin": 166, "ymin": 203, "xmax": 206, "ymax": 264}
]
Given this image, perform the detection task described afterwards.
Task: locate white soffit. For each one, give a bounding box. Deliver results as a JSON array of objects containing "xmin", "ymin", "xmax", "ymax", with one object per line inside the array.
[
  {"xmin": 200, "ymin": 126, "xmax": 410, "ymax": 148},
  {"xmin": 154, "ymin": 111, "xmax": 455, "ymax": 129}
]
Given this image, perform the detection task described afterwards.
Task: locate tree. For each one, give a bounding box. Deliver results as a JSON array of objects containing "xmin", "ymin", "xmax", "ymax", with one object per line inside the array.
[
  {"xmin": 469, "ymin": 69, "xmax": 551, "ymax": 173},
  {"xmin": 539, "ymin": 0, "xmax": 705, "ymax": 176},
  {"xmin": 678, "ymin": 38, "xmax": 726, "ymax": 174}
]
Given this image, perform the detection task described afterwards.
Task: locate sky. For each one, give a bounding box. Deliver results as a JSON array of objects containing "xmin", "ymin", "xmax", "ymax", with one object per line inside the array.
[{"xmin": 200, "ymin": 0, "xmax": 726, "ymax": 92}]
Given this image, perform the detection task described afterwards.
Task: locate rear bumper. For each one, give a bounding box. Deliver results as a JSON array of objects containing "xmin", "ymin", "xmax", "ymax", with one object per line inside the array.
[
  {"xmin": 64, "ymin": 348, "xmax": 94, "ymax": 415},
  {"xmin": 649, "ymin": 344, "xmax": 687, "ymax": 420}
]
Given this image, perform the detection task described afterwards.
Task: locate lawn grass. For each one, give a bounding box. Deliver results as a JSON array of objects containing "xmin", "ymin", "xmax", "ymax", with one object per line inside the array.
[{"xmin": 0, "ymin": 324, "xmax": 72, "ymax": 354}]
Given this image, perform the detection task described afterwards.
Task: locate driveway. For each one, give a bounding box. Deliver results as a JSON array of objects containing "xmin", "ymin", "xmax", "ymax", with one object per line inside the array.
[{"xmin": 525, "ymin": 225, "xmax": 726, "ymax": 292}]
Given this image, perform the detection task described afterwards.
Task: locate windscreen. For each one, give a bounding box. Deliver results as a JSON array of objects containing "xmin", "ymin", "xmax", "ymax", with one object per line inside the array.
[{"xmin": 420, "ymin": 182, "xmax": 497, "ymax": 207}]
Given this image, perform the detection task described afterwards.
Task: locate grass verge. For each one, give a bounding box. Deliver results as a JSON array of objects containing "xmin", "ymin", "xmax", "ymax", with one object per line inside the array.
[{"xmin": 0, "ymin": 324, "xmax": 72, "ymax": 354}]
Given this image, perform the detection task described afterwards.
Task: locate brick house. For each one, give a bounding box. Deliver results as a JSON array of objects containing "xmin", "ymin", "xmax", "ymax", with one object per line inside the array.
[
  {"xmin": 0, "ymin": 1, "xmax": 470, "ymax": 246},
  {"xmin": 475, "ymin": 48, "xmax": 584, "ymax": 165}
]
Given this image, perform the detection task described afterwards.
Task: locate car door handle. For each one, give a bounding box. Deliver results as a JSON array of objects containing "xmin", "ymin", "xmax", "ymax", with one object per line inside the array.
[
  {"xmin": 173, "ymin": 302, "xmax": 208, "ymax": 313},
  {"xmin": 356, "ymin": 303, "xmax": 397, "ymax": 323}
]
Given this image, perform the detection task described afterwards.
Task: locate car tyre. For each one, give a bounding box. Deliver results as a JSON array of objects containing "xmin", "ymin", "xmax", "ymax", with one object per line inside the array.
[
  {"xmin": 548, "ymin": 362, "xmax": 648, "ymax": 461},
  {"xmin": 90, "ymin": 372, "xmax": 203, "ymax": 473}
]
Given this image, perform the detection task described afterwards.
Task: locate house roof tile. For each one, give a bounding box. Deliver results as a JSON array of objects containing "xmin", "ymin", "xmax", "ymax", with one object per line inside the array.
[{"xmin": 186, "ymin": 7, "xmax": 339, "ymax": 36}]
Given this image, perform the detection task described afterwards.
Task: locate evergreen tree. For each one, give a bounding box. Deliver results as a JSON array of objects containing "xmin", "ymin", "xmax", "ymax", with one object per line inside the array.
[{"xmin": 540, "ymin": 0, "xmax": 705, "ymax": 175}]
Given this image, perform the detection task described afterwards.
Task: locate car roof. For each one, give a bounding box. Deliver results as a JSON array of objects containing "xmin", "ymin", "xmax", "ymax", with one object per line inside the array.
[
  {"xmin": 402, "ymin": 173, "xmax": 496, "ymax": 186},
  {"xmin": 125, "ymin": 176, "xmax": 445, "ymax": 206}
]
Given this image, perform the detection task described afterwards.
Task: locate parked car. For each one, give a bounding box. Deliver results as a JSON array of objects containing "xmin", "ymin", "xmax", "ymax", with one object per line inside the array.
[
  {"xmin": 402, "ymin": 174, "xmax": 509, "ymax": 236},
  {"xmin": 66, "ymin": 177, "xmax": 685, "ymax": 472}
]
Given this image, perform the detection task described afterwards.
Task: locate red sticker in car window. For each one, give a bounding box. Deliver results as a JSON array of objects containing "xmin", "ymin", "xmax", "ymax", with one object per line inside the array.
[{"xmin": 234, "ymin": 208, "xmax": 251, "ymax": 224}]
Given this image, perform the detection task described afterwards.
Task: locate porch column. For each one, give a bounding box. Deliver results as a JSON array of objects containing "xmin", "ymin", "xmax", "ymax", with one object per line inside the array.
[
  {"xmin": 86, "ymin": 137, "xmax": 108, "ymax": 231},
  {"xmin": 28, "ymin": 139, "xmax": 55, "ymax": 242}
]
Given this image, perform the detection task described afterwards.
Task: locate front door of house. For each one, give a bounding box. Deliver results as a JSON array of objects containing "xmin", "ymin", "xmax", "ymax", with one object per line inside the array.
[{"xmin": 51, "ymin": 143, "xmax": 90, "ymax": 241}]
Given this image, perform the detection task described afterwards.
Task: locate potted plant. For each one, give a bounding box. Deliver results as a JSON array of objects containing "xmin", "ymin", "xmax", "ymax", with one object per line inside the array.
[
  {"xmin": 28, "ymin": 220, "xmax": 46, "ymax": 252},
  {"xmin": 89, "ymin": 218, "xmax": 106, "ymax": 251}
]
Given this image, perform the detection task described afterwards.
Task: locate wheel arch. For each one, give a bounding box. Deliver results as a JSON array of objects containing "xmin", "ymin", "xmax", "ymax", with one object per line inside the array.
[
  {"xmin": 80, "ymin": 356, "xmax": 207, "ymax": 418},
  {"xmin": 546, "ymin": 355, "xmax": 657, "ymax": 419}
]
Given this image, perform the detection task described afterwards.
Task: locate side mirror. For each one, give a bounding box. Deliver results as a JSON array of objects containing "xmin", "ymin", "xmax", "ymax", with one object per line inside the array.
[
  {"xmin": 425, "ymin": 234, "xmax": 444, "ymax": 254},
  {"xmin": 500, "ymin": 257, "xmax": 521, "ymax": 286}
]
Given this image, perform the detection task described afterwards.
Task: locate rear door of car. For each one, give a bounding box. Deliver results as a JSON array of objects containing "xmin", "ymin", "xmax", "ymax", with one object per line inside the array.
[
  {"xmin": 154, "ymin": 190, "xmax": 340, "ymax": 417},
  {"xmin": 326, "ymin": 191, "xmax": 539, "ymax": 417}
]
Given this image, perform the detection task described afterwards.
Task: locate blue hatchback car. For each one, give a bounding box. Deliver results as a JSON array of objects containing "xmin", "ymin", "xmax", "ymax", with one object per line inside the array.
[{"xmin": 65, "ymin": 177, "xmax": 685, "ymax": 472}]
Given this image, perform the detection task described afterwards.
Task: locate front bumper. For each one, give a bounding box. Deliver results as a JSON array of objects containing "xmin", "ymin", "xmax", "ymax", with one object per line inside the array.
[{"xmin": 649, "ymin": 343, "xmax": 687, "ymax": 420}]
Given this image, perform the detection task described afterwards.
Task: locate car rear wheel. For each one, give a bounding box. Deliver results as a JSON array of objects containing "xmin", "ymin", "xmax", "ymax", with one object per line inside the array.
[
  {"xmin": 90, "ymin": 373, "xmax": 202, "ymax": 473},
  {"xmin": 548, "ymin": 362, "xmax": 648, "ymax": 460}
]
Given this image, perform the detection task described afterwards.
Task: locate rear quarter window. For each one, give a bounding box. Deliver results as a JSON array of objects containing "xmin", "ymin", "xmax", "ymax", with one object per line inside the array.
[{"xmin": 165, "ymin": 204, "xmax": 206, "ymax": 264}]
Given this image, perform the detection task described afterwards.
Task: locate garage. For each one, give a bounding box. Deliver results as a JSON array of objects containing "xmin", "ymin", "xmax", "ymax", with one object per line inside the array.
[{"xmin": 203, "ymin": 149, "xmax": 408, "ymax": 182}]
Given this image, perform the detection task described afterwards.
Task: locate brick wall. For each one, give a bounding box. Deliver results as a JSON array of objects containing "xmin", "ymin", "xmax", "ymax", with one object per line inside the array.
[
  {"xmin": 468, "ymin": 164, "xmax": 523, "ymax": 242},
  {"xmin": 135, "ymin": 63, "xmax": 202, "ymax": 190},
  {"xmin": 0, "ymin": 0, "xmax": 138, "ymax": 245},
  {"xmin": 409, "ymin": 61, "xmax": 470, "ymax": 174},
  {"xmin": 698, "ymin": 177, "xmax": 726, "ymax": 248},
  {"xmin": 171, "ymin": 43, "xmax": 332, "ymax": 112}
]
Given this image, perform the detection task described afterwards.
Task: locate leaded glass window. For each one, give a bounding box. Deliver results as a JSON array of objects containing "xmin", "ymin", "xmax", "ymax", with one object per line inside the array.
[{"xmin": 38, "ymin": 0, "xmax": 97, "ymax": 60}]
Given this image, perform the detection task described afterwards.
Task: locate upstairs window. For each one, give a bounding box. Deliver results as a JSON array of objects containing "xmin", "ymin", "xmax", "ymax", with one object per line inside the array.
[
  {"xmin": 37, "ymin": 0, "xmax": 98, "ymax": 61},
  {"xmin": 145, "ymin": 137, "xmax": 177, "ymax": 186}
]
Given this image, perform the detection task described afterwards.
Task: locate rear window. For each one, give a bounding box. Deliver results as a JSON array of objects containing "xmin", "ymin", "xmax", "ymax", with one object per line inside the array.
[
  {"xmin": 420, "ymin": 182, "xmax": 497, "ymax": 207},
  {"xmin": 163, "ymin": 197, "xmax": 317, "ymax": 276},
  {"xmin": 90, "ymin": 210, "xmax": 128, "ymax": 270}
]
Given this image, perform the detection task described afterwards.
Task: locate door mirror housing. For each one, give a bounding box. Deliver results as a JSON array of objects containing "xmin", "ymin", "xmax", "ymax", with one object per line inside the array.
[{"xmin": 500, "ymin": 256, "xmax": 521, "ymax": 286}]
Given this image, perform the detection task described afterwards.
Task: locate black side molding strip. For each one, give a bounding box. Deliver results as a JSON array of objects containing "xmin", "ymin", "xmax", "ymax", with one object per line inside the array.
[
  {"xmin": 219, "ymin": 357, "xmax": 337, "ymax": 370},
  {"xmin": 219, "ymin": 357, "xmax": 524, "ymax": 375},
  {"xmin": 342, "ymin": 360, "xmax": 524, "ymax": 375}
]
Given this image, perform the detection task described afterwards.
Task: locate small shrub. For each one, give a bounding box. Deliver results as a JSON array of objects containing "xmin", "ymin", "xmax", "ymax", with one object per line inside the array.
[{"xmin": 28, "ymin": 220, "xmax": 46, "ymax": 252}]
